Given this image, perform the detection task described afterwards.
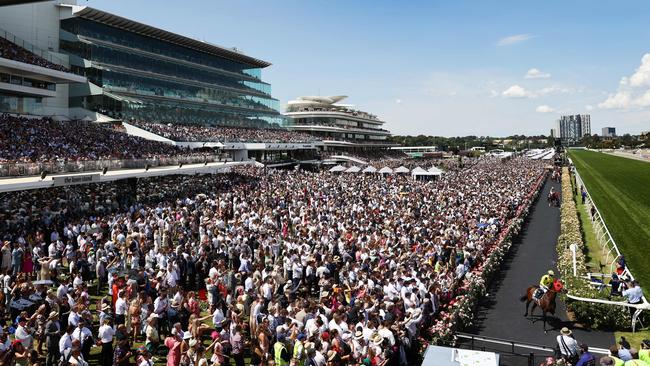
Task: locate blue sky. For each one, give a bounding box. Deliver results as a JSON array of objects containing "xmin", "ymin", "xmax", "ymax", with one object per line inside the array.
[{"xmin": 85, "ymin": 0, "xmax": 650, "ymax": 136}]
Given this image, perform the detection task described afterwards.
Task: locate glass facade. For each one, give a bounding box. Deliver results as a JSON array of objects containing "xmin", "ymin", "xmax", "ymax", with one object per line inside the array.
[
  {"xmin": 60, "ymin": 17, "xmax": 281, "ymax": 127},
  {"xmin": 0, "ymin": 92, "xmax": 44, "ymax": 114}
]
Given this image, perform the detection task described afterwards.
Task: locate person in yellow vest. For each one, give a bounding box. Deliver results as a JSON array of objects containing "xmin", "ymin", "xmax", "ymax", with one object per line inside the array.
[
  {"xmin": 600, "ymin": 356, "xmax": 625, "ymax": 366},
  {"xmin": 292, "ymin": 333, "xmax": 307, "ymax": 366},
  {"xmin": 640, "ymin": 340, "xmax": 650, "ymax": 364},
  {"xmin": 274, "ymin": 333, "xmax": 291, "ymax": 366},
  {"xmin": 624, "ymin": 357, "xmax": 649, "ymax": 366},
  {"xmin": 535, "ymin": 270, "xmax": 555, "ymax": 300}
]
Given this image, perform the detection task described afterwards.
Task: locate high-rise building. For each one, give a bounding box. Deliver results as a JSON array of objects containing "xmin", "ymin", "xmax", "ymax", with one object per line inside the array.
[
  {"xmin": 601, "ymin": 127, "xmax": 616, "ymax": 137},
  {"xmin": 555, "ymin": 114, "xmax": 591, "ymax": 145}
]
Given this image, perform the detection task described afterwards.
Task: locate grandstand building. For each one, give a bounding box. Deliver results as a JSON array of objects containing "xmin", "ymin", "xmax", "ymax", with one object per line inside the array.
[
  {"xmin": 283, "ymin": 95, "xmax": 396, "ymax": 152},
  {"xmin": 0, "ymin": 0, "xmax": 282, "ymax": 127}
]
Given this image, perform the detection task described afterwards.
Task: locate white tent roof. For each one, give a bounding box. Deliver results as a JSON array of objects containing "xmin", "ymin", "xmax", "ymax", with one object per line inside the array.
[
  {"xmin": 362, "ymin": 165, "xmax": 377, "ymax": 173},
  {"xmin": 411, "ymin": 167, "xmax": 427, "ymax": 173},
  {"xmin": 428, "ymin": 166, "xmax": 443, "ymax": 174},
  {"xmin": 329, "ymin": 165, "xmax": 346, "ymax": 172},
  {"xmin": 413, "ymin": 170, "xmax": 441, "ymax": 176},
  {"xmin": 345, "ymin": 166, "xmax": 361, "ymax": 173},
  {"xmin": 395, "ymin": 166, "xmax": 410, "ymax": 173},
  {"xmin": 378, "ymin": 167, "xmax": 393, "ymax": 174}
]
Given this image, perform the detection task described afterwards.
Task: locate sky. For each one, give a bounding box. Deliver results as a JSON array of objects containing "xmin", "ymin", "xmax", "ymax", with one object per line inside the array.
[{"xmin": 83, "ymin": 0, "xmax": 650, "ymax": 136}]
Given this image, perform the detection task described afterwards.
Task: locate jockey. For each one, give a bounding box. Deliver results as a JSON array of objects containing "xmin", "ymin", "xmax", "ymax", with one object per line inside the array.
[{"xmin": 535, "ymin": 270, "xmax": 555, "ymax": 300}]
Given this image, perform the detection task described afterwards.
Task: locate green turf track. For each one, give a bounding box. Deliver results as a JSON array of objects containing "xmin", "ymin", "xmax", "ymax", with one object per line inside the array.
[{"xmin": 569, "ymin": 149, "xmax": 650, "ymax": 289}]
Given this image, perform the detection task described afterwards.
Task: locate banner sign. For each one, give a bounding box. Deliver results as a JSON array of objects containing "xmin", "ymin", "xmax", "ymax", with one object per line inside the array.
[{"xmin": 52, "ymin": 173, "xmax": 100, "ymax": 187}]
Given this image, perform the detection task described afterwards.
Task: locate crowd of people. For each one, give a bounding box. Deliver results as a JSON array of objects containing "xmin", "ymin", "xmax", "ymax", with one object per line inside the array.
[
  {"xmin": 0, "ymin": 155, "xmax": 546, "ymax": 366},
  {"xmin": 0, "ymin": 38, "xmax": 69, "ymax": 73},
  {"xmin": 0, "ymin": 115, "xmax": 197, "ymax": 164},
  {"xmin": 544, "ymin": 328, "xmax": 650, "ymax": 365},
  {"xmin": 130, "ymin": 121, "xmax": 319, "ymax": 144}
]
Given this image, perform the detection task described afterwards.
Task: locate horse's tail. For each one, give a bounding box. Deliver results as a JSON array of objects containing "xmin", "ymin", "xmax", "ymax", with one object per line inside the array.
[{"xmin": 519, "ymin": 294, "xmax": 528, "ymax": 302}]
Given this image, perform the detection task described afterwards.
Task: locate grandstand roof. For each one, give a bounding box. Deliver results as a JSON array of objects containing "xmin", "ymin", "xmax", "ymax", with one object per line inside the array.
[
  {"xmin": 67, "ymin": 5, "xmax": 271, "ymax": 68},
  {"xmin": 0, "ymin": 0, "xmax": 49, "ymax": 6}
]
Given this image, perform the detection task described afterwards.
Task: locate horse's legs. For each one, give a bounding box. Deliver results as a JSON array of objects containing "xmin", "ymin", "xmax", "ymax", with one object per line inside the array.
[
  {"xmin": 543, "ymin": 311, "xmax": 547, "ymax": 334},
  {"xmin": 524, "ymin": 299, "xmax": 530, "ymax": 317},
  {"xmin": 530, "ymin": 301, "xmax": 538, "ymax": 317}
]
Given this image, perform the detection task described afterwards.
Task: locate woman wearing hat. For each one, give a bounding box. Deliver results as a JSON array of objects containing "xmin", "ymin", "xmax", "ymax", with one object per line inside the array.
[{"xmin": 145, "ymin": 314, "xmax": 159, "ymax": 354}]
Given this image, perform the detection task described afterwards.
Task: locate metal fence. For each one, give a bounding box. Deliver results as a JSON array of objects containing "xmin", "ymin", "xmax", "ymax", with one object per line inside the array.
[
  {"xmin": 0, "ymin": 154, "xmax": 228, "ymax": 177},
  {"xmin": 571, "ymin": 165, "xmax": 623, "ymax": 275}
]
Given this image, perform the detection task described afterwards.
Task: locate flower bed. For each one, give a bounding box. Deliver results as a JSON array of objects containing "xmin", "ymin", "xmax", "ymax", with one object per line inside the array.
[
  {"xmin": 426, "ymin": 171, "xmax": 547, "ymax": 344},
  {"xmin": 556, "ymin": 167, "xmax": 628, "ymax": 329}
]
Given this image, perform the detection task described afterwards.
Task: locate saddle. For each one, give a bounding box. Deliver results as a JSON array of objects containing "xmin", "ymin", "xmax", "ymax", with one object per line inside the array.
[{"xmin": 533, "ymin": 287, "xmax": 545, "ymax": 302}]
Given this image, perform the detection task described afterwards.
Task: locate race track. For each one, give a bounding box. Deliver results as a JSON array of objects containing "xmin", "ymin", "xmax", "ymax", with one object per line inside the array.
[{"xmin": 464, "ymin": 177, "xmax": 614, "ymax": 361}]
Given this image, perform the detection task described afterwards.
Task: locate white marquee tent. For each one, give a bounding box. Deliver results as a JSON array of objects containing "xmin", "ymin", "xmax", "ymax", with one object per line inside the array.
[{"xmin": 329, "ymin": 165, "xmax": 346, "ymax": 173}]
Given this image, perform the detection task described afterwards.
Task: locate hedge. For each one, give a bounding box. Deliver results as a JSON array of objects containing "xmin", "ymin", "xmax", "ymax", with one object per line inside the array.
[{"xmin": 556, "ymin": 167, "xmax": 629, "ymax": 329}]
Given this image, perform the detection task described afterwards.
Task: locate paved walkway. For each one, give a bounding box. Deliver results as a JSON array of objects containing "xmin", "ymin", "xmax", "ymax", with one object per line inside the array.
[{"xmin": 464, "ymin": 178, "xmax": 614, "ymax": 361}]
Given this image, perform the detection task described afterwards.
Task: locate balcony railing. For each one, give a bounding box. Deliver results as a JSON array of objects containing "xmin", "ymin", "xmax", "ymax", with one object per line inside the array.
[{"xmin": 0, "ymin": 153, "xmax": 229, "ymax": 177}]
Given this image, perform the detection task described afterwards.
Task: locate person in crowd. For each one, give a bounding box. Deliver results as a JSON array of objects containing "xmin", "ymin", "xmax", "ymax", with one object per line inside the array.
[
  {"xmin": 557, "ymin": 327, "xmax": 580, "ymax": 363},
  {"xmin": 623, "ymin": 281, "xmax": 644, "ymax": 310},
  {"xmin": 576, "ymin": 343, "xmax": 597, "ymax": 366},
  {"xmin": 0, "ymin": 156, "xmax": 551, "ymax": 365}
]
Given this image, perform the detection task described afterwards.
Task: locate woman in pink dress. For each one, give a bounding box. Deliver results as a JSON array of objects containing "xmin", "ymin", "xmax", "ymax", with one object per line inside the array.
[
  {"xmin": 164, "ymin": 331, "xmax": 183, "ymax": 366},
  {"xmin": 22, "ymin": 248, "xmax": 33, "ymax": 277}
]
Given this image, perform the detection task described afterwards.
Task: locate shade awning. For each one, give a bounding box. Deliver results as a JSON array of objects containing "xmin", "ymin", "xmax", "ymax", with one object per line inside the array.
[
  {"xmin": 394, "ymin": 166, "xmax": 410, "ymax": 173},
  {"xmin": 329, "ymin": 165, "xmax": 346, "ymax": 172},
  {"xmin": 362, "ymin": 165, "xmax": 377, "ymax": 173},
  {"xmin": 345, "ymin": 166, "xmax": 361, "ymax": 173},
  {"xmin": 378, "ymin": 167, "xmax": 393, "ymax": 174}
]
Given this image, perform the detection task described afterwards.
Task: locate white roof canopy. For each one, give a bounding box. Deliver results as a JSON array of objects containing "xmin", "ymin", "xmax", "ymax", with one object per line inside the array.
[
  {"xmin": 345, "ymin": 166, "xmax": 361, "ymax": 173},
  {"xmin": 378, "ymin": 167, "xmax": 393, "ymax": 174},
  {"xmin": 362, "ymin": 165, "xmax": 377, "ymax": 173},
  {"xmin": 394, "ymin": 166, "xmax": 410, "ymax": 173},
  {"xmin": 427, "ymin": 166, "xmax": 444, "ymax": 174},
  {"xmin": 329, "ymin": 165, "xmax": 346, "ymax": 172}
]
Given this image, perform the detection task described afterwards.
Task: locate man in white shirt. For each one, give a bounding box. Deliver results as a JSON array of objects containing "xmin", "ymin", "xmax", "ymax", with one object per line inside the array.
[
  {"xmin": 72, "ymin": 320, "xmax": 94, "ymax": 360},
  {"xmin": 153, "ymin": 289, "xmax": 169, "ymax": 336},
  {"xmin": 556, "ymin": 327, "xmax": 579, "ymax": 360},
  {"xmin": 115, "ymin": 290, "xmax": 127, "ymax": 325},
  {"xmin": 97, "ymin": 318, "xmax": 115, "ymax": 366},
  {"xmin": 59, "ymin": 325, "xmax": 74, "ymax": 359}
]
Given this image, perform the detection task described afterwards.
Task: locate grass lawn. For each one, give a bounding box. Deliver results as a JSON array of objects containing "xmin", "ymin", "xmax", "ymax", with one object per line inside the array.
[
  {"xmin": 571, "ymin": 180, "xmax": 607, "ymax": 273},
  {"xmin": 615, "ymin": 329, "xmax": 650, "ymax": 349},
  {"xmin": 569, "ymin": 149, "xmax": 650, "ymax": 289}
]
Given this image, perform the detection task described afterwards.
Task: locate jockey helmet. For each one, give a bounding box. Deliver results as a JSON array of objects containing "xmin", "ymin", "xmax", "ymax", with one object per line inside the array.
[{"xmin": 547, "ymin": 270, "xmax": 555, "ymax": 276}]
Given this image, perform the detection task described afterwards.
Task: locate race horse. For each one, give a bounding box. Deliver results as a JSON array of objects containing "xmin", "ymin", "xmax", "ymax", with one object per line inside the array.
[
  {"xmin": 547, "ymin": 190, "xmax": 560, "ymax": 207},
  {"xmin": 520, "ymin": 279, "xmax": 565, "ymax": 333}
]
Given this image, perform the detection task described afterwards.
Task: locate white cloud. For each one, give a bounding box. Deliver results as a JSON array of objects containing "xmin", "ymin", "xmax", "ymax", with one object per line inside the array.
[
  {"xmin": 395, "ymin": 99, "xmax": 402, "ymax": 104},
  {"xmin": 535, "ymin": 105, "xmax": 555, "ymax": 113},
  {"xmin": 634, "ymin": 90, "xmax": 650, "ymax": 107},
  {"xmin": 629, "ymin": 53, "xmax": 650, "ymax": 87},
  {"xmin": 496, "ymin": 34, "xmax": 534, "ymax": 46},
  {"xmin": 538, "ymin": 86, "xmax": 572, "ymax": 95},
  {"xmin": 598, "ymin": 91, "xmax": 632, "ymax": 109},
  {"xmin": 502, "ymin": 84, "xmax": 534, "ymax": 98},
  {"xmin": 525, "ymin": 68, "xmax": 551, "ymax": 79},
  {"xmin": 599, "ymin": 53, "xmax": 650, "ymax": 109}
]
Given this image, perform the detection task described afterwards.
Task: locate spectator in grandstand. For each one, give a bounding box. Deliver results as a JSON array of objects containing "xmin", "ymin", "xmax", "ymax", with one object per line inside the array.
[
  {"xmin": 0, "ymin": 37, "xmax": 69, "ymax": 72},
  {"xmin": 130, "ymin": 120, "xmax": 318, "ymax": 143},
  {"xmin": 0, "ymin": 114, "xmax": 208, "ymax": 166}
]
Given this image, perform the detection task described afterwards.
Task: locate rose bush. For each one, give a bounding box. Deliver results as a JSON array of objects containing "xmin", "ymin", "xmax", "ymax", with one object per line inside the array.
[{"xmin": 429, "ymin": 173, "xmax": 545, "ymax": 343}]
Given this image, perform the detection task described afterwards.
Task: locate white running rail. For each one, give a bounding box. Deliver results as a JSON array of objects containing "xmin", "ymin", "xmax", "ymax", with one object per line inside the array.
[{"xmin": 568, "ymin": 160, "xmax": 648, "ymax": 332}]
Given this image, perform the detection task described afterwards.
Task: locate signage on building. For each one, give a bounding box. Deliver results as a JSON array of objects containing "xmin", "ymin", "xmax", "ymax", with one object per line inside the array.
[{"xmin": 52, "ymin": 174, "xmax": 101, "ymax": 187}]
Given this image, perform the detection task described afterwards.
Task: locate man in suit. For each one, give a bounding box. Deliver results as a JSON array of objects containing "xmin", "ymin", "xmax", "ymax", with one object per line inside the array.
[{"xmin": 45, "ymin": 311, "xmax": 61, "ymax": 366}]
